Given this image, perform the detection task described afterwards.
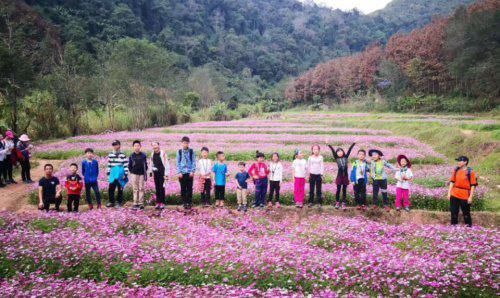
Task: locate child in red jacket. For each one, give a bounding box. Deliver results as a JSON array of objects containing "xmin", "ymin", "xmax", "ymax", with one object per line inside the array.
[{"xmin": 65, "ymin": 163, "xmax": 83, "ymax": 212}]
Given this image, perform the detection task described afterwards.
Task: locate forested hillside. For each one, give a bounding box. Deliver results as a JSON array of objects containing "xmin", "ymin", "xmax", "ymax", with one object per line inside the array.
[
  {"xmin": 286, "ymin": 0, "xmax": 499, "ymax": 112},
  {"xmin": 0, "ymin": 0, "xmax": 479, "ymax": 138}
]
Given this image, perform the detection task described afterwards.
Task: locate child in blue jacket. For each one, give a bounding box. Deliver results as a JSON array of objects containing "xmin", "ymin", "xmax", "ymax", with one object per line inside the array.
[
  {"xmin": 350, "ymin": 149, "xmax": 370, "ymax": 211},
  {"xmin": 82, "ymin": 148, "xmax": 102, "ymax": 209}
]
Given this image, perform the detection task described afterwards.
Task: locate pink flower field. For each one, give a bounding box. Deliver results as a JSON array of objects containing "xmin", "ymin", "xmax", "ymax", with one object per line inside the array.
[{"xmin": 6, "ymin": 113, "xmax": 497, "ymax": 297}]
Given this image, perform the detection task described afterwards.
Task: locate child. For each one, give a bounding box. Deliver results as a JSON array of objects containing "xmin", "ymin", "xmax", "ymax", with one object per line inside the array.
[
  {"xmin": 268, "ymin": 152, "xmax": 283, "ymax": 208},
  {"xmin": 307, "ymin": 145, "xmax": 324, "ymax": 207},
  {"xmin": 17, "ymin": 134, "xmax": 34, "ymax": 184},
  {"xmin": 106, "ymin": 140, "xmax": 129, "ymax": 208},
  {"xmin": 448, "ymin": 156, "xmax": 477, "ymax": 227},
  {"xmin": 65, "ymin": 163, "xmax": 83, "ymax": 212},
  {"xmin": 350, "ymin": 149, "xmax": 370, "ymax": 211},
  {"xmin": 38, "ymin": 164, "xmax": 62, "ymax": 212},
  {"xmin": 248, "ymin": 151, "xmax": 270, "ymax": 209},
  {"xmin": 197, "ymin": 147, "xmax": 212, "ymax": 207},
  {"xmin": 328, "ymin": 142, "xmax": 355, "ymax": 210},
  {"xmin": 212, "ymin": 151, "xmax": 228, "ymax": 208},
  {"xmin": 82, "ymin": 148, "xmax": 102, "ymax": 210},
  {"xmin": 395, "ymin": 155, "xmax": 413, "ymax": 212},
  {"xmin": 150, "ymin": 141, "xmax": 169, "ymax": 210},
  {"xmin": 0, "ymin": 134, "xmax": 7, "ymax": 187},
  {"xmin": 176, "ymin": 136, "xmax": 196, "ymax": 210},
  {"xmin": 235, "ymin": 162, "xmax": 251, "ymax": 212},
  {"xmin": 129, "ymin": 140, "xmax": 148, "ymax": 210},
  {"xmin": 292, "ymin": 149, "xmax": 307, "ymax": 208},
  {"xmin": 368, "ymin": 149, "xmax": 397, "ymax": 211}
]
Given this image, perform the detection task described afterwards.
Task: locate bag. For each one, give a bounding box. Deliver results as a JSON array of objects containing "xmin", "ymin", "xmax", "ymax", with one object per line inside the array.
[
  {"xmin": 453, "ymin": 167, "xmax": 472, "ymax": 188},
  {"xmin": 14, "ymin": 148, "xmax": 25, "ymax": 162}
]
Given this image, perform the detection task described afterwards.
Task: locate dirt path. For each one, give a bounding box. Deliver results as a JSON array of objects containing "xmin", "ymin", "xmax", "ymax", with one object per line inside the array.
[{"xmin": 0, "ymin": 159, "xmax": 63, "ymax": 212}]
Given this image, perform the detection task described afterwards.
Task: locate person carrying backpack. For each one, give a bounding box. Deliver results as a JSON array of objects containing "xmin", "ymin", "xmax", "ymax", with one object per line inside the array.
[
  {"xmin": 176, "ymin": 136, "xmax": 196, "ymax": 210},
  {"xmin": 448, "ymin": 156, "xmax": 478, "ymax": 227}
]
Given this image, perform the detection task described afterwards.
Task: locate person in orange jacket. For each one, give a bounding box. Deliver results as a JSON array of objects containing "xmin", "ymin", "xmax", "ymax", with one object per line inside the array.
[
  {"xmin": 65, "ymin": 163, "xmax": 83, "ymax": 212},
  {"xmin": 448, "ymin": 156, "xmax": 478, "ymax": 227}
]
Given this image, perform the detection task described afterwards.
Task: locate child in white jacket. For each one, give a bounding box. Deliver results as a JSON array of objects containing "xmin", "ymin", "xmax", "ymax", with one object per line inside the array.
[{"xmin": 395, "ymin": 155, "xmax": 413, "ymax": 212}]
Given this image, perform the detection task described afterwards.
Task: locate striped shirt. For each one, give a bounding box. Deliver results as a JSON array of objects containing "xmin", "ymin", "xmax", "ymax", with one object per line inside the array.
[{"xmin": 107, "ymin": 151, "xmax": 129, "ymax": 175}]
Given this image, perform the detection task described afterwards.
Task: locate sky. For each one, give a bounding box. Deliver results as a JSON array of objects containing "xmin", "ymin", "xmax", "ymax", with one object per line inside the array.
[{"xmin": 307, "ymin": 0, "xmax": 393, "ymax": 14}]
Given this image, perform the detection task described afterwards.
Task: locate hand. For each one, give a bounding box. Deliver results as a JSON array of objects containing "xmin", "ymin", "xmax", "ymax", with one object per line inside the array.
[
  {"xmin": 447, "ymin": 193, "xmax": 451, "ymax": 200},
  {"xmin": 178, "ymin": 174, "xmax": 183, "ymax": 179},
  {"xmin": 38, "ymin": 202, "xmax": 43, "ymax": 209},
  {"xmin": 164, "ymin": 176, "xmax": 168, "ymax": 180},
  {"xmin": 467, "ymin": 197, "xmax": 473, "ymax": 205},
  {"xmin": 189, "ymin": 173, "xmax": 194, "ymax": 178}
]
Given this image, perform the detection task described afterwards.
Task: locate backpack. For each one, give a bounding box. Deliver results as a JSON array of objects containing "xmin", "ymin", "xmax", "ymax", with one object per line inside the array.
[
  {"xmin": 453, "ymin": 167, "xmax": 473, "ymax": 187},
  {"xmin": 177, "ymin": 148, "xmax": 194, "ymax": 164}
]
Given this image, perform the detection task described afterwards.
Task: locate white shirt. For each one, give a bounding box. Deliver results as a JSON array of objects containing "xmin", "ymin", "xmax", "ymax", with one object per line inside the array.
[
  {"xmin": 356, "ymin": 160, "xmax": 368, "ymax": 181},
  {"xmin": 292, "ymin": 159, "xmax": 307, "ymax": 178},
  {"xmin": 307, "ymin": 155, "xmax": 324, "ymax": 175},
  {"xmin": 197, "ymin": 158, "xmax": 212, "ymax": 177},
  {"xmin": 269, "ymin": 162, "xmax": 283, "ymax": 181},
  {"xmin": 395, "ymin": 167, "xmax": 413, "ymax": 189},
  {"xmin": 3, "ymin": 139, "xmax": 14, "ymax": 155}
]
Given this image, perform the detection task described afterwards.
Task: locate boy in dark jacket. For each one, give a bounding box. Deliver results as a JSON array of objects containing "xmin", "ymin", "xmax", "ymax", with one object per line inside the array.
[
  {"xmin": 66, "ymin": 163, "xmax": 83, "ymax": 212},
  {"xmin": 82, "ymin": 148, "xmax": 102, "ymax": 209},
  {"xmin": 350, "ymin": 149, "xmax": 370, "ymax": 210},
  {"xmin": 129, "ymin": 140, "xmax": 148, "ymax": 210}
]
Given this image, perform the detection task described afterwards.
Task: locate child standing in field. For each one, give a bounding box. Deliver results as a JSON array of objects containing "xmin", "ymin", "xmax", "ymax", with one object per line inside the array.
[
  {"xmin": 129, "ymin": 140, "xmax": 148, "ymax": 210},
  {"xmin": 235, "ymin": 162, "xmax": 251, "ymax": 212},
  {"xmin": 212, "ymin": 151, "xmax": 229, "ymax": 208},
  {"xmin": 328, "ymin": 142, "xmax": 355, "ymax": 210},
  {"xmin": 176, "ymin": 136, "xmax": 196, "ymax": 210},
  {"xmin": 249, "ymin": 151, "xmax": 270, "ymax": 209},
  {"xmin": 307, "ymin": 145, "xmax": 324, "ymax": 207},
  {"xmin": 82, "ymin": 148, "xmax": 102, "ymax": 210},
  {"xmin": 292, "ymin": 149, "xmax": 307, "ymax": 208},
  {"xmin": 268, "ymin": 152, "xmax": 283, "ymax": 208},
  {"xmin": 150, "ymin": 141, "xmax": 169, "ymax": 210},
  {"xmin": 368, "ymin": 149, "xmax": 397, "ymax": 211},
  {"xmin": 395, "ymin": 155, "xmax": 413, "ymax": 212},
  {"xmin": 65, "ymin": 163, "xmax": 83, "ymax": 212},
  {"xmin": 197, "ymin": 147, "xmax": 212, "ymax": 207},
  {"xmin": 350, "ymin": 149, "xmax": 370, "ymax": 210},
  {"xmin": 448, "ymin": 156, "xmax": 477, "ymax": 227},
  {"xmin": 106, "ymin": 140, "xmax": 129, "ymax": 208}
]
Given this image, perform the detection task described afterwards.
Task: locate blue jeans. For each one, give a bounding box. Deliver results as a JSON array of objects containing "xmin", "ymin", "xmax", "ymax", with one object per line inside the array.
[
  {"xmin": 85, "ymin": 182, "xmax": 102, "ymax": 205},
  {"xmin": 254, "ymin": 178, "xmax": 268, "ymax": 206}
]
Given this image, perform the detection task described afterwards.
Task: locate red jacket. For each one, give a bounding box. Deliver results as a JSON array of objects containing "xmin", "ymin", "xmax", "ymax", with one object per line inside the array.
[
  {"xmin": 65, "ymin": 174, "xmax": 83, "ymax": 195},
  {"xmin": 248, "ymin": 162, "xmax": 270, "ymax": 179}
]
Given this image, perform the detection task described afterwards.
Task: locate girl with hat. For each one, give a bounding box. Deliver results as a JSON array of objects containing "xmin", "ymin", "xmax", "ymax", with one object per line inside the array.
[
  {"xmin": 17, "ymin": 134, "xmax": 34, "ymax": 183},
  {"xmin": 395, "ymin": 155, "xmax": 413, "ymax": 212}
]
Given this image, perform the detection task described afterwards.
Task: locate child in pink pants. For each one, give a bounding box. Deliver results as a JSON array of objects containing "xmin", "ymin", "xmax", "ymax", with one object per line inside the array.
[
  {"xmin": 292, "ymin": 149, "xmax": 307, "ymax": 207},
  {"xmin": 395, "ymin": 155, "xmax": 413, "ymax": 212}
]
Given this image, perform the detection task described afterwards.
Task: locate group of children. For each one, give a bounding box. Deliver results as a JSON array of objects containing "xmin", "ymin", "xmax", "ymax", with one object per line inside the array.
[{"xmin": 36, "ymin": 136, "xmax": 478, "ymax": 226}]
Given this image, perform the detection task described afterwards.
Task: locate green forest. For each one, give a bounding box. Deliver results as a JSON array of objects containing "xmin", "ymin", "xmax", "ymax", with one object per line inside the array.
[{"xmin": 0, "ymin": 0, "xmax": 496, "ymax": 139}]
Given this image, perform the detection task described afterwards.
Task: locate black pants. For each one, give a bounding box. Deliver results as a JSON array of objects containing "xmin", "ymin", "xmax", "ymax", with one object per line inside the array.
[
  {"xmin": 372, "ymin": 179, "xmax": 389, "ymax": 206},
  {"xmin": 269, "ymin": 180, "xmax": 281, "ymax": 203},
  {"xmin": 201, "ymin": 178, "xmax": 211, "ymax": 205},
  {"xmin": 179, "ymin": 174, "xmax": 193, "ymax": 207},
  {"xmin": 353, "ymin": 179, "xmax": 366, "ymax": 205},
  {"xmin": 42, "ymin": 196, "xmax": 62, "ymax": 211},
  {"xmin": 215, "ymin": 185, "xmax": 225, "ymax": 201},
  {"xmin": 21, "ymin": 159, "xmax": 31, "ymax": 181},
  {"xmin": 108, "ymin": 180, "xmax": 123, "ymax": 205},
  {"xmin": 336, "ymin": 184, "xmax": 348, "ymax": 203},
  {"xmin": 3, "ymin": 155, "xmax": 13, "ymax": 181},
  {"xmin": 153, "ymin": 172, "xmax": 166, "ymax": 204},
  {"xmin": 450, "ymin": 196, "xmax": 472, "ymax": 226},
  {"xmin": 67, "ymin": 194, "xmax": 80, "ymax": 212},
  {"xmin": 309, "ymin": 174, "xmax": 323, "ymax": 204},
  {"xmin": 85, "ymin": 182, "xmax": 102, "ymax": 205},
  {"xmin": 0, "ymin": 160, "xmax": 4, "ymax": 184}
]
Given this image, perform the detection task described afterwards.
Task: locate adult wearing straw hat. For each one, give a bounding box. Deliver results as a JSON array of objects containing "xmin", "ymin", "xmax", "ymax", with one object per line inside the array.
[{"xmin": 17, "ymin": 134, "xmax": 34, "ymax": 184}]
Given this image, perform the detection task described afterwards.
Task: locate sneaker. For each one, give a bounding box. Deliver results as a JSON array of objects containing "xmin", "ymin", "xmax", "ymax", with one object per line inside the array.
[
  {"xmin": 404, "ymin": 207, "xmax": 410, "ymax": 212},
  {"xmin": 106, "ymin": 203, "xmax": 115, "ymax": 208},
  {"xmin": 0, "ymin": 183, "xmax": 6, "ymax": 188},
  {"xmin": 243, "ymin": 205, "xmax": 248, "ymax": 212},
  {"xmin": 342, "ymin": 203, "xmax": 346, "ymax": 210},
  {"xmin": 237, "ymin": 205, "xmax": 242, "ymax": 212},
  {"xmin": 251, "ymin": 204, "xmax": 258, "ymax": 208},
  {"xmin": 132, "ymin": 205, "xmax": 139, "ymax": 210},
  {"xmin": 139, "ymin": 205, "xmax": 144, "ymax": 210},
  {"xmin": 384, "ymin": 206, "xmax": 391, "ymax": 212},
  {"xmin": 396, "ymin": 207, "xmax": 401, "ymax": 212},
  {"xmin": 116, "ymin": 203, "xmax": 123, "ymax": 208},
  {"xmin": 97, "ymin": 204, "xmax": 102, "ymax": 210},
  {"xmin": 372, "ymin": 205, "xmax": 378, "ymax": 210},
  {"xmin": 335, "ymin": 202, "xmax": 340, "ymax": 209},
  {"xmin": 88, "ymin": 204, "xmax": 94, "ymax": 210},
  {"xmin": 27, "ymin": 180, "xmax": 34, "ymax": 184},
  {"xmin": 356, "ymin": 205, "xmax": 362, "ymax": 210},
  {"xmin": 308, "ymin": 203, "xmax": 314, "ymax": 208},
  {"xmin": 276, "ymin": 202, "xmax": 281, "ymax": 208},
  {"xmin": 9, "ymin": 180, "xmax": 17, "ymax": 184},
  {"xmin": 267, "ymin": 202, "xmax": 273, "ymax": 208}
]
